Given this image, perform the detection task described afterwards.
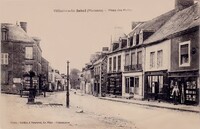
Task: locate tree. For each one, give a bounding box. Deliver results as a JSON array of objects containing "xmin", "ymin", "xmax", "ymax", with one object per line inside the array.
[{"xmin": 70, "ymin": 68, "xmax": 81, "ymax": 89}]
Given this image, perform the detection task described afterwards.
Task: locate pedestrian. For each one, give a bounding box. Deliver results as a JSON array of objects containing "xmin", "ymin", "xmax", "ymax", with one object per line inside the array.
[
  {"xmin": 171, "ymin": 82, "xmax": 180, "ymax": 105},
  {"xmin": 180, "ymin": 83, "xmax": 185, "ymax": 104}
]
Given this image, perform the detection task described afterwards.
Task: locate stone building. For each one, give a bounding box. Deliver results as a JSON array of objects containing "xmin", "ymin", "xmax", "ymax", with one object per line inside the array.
[{"xmin": 1, "ymin": 22, "xmax": 42, "ymax": 94}]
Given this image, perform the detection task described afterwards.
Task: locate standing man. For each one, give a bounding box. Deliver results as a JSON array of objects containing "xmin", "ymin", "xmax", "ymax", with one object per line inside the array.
[{"xmin": 171, "ymin": 82, "xmax": 180, "ymax": 105}]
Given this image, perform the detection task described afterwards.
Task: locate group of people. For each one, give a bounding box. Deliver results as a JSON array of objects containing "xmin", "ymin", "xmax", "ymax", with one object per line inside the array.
[{"xmin": 171, "ymin": 81, "xmax": 185, "ymax": 105}]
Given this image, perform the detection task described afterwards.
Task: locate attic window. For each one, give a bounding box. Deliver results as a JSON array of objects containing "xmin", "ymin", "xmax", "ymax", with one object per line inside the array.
[
  {"xmin": 133, "ymin": 33, "xmax": 137, "ymax": 45},
  {"xmin": 113, "ymin": 43, "xmax": 119, "ymax": 51},
  {"xmin": 136, "ymin": 34, "xmax": 139, "ymax": 45},
  {"xmin": 1, "ymin": 28, "xmax": 8, "ymax": 41},
  {"xmin": 129, "ymin": 37, "xmax": 133, "ymax": 46},
  {"xmin": 121, "ymin": 39, "xmax": 127, "ymax": 48}
]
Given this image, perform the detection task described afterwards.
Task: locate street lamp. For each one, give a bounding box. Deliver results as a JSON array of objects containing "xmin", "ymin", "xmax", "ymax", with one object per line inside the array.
[{"xmin": 66, "ymin": 61, "xmax": 70, "ymax": 108}]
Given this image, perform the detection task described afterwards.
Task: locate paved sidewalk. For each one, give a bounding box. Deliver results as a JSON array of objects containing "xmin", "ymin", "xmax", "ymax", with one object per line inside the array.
[{"xmin": 98, "ymin": 96, "xmax": 200, "ymax": 113}]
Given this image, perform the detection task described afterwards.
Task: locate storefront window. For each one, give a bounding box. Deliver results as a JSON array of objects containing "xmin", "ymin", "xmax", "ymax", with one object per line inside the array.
[
  {"xmin": 147, "ymin": 75, "xmax": 163, "ymax": 94},
  {"xmin": 125, "ymin": 77, "xmax": 129, "ymax": 93},
  {"xmin": 169, "ymin": 77, "xmax": 197, "ymax": 105}
]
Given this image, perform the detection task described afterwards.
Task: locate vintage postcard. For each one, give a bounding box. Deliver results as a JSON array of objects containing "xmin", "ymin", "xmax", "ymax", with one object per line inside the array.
[{"xmin": 0, "ymin": 0, "xmax": 200, "ymax": 129}]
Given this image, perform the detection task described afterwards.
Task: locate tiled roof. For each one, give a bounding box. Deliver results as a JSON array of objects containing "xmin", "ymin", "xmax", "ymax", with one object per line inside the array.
[
  {"xmin": 144, "ymin": 3, "xmax": 200, "ymax": 44},
  {"xmin": 1, "ymin": 23, "xmax": 34, "ymax": 43},
  {"xmin": 128, "ymin": 9, "xmax": 177, "ymax": 37}
]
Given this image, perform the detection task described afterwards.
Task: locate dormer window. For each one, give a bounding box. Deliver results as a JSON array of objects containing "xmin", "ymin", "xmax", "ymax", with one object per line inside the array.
[
  {"xmin": 112, "ymin": 43, "xmax": 119, "ymax": 51},
  {"xmin": 1, "ymin": 28, "xmax": 8, "ymax": 41},
  {"xmin": 133, "ymin": 33, "xmax": 137, "ymax": 45},
  {"xmin": 121, "ymin": 39, "xmax": 127, "ymax": 48},
  {"xmin": 136, "ymin": 34, "xmax": 139, "ymax": 45},
  {"xmin": 129, "ymin": 36, "xmax": 133, "ymax": 47}
]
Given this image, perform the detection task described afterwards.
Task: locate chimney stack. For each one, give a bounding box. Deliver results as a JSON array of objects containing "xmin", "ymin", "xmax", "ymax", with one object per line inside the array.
[
  {"xmin": 20, "ymin": 22, "xmax": 27, "ymax": 32},
  {"xmin": 102, "ymin": 47, "xmax": 109, "ymax": 52},
  {"xmin": 175, "ymin": 0, "xmax": 194, "ymax": 11}
]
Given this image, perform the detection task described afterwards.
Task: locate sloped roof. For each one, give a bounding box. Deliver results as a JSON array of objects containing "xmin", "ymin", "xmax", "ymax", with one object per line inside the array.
[
  {"xmin": 128, "ymin": 9, "xmax": 177, "ymax": 36},
  {"xmin": 55, "ymin": 72, "xmax": 62, "ymax": 79},
  {"xmin": 1, "ymin": 23, "xmax": 34, "ymax": 43},
  {"xmin": 144, "ymin": 3, "xmax": 200, "ymax": 44}
]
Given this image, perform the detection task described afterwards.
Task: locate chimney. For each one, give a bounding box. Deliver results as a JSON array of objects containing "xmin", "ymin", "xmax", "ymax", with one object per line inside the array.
[
  {"xmin": 102, "ymin": 47, "xmax": 109, "ymax": 52},
  {"xmin": 20, "ymin": 22, "xmax": 27, "ymax": 32},
  {"xmin": 175, "ymin": 0, "xmax": 194, "ymax": 11}
]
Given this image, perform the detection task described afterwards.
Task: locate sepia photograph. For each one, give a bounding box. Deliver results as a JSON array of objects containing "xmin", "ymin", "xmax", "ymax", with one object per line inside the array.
[{"xmin": 0, "ymin": 0, "xmax": 200, "ymax": 129}]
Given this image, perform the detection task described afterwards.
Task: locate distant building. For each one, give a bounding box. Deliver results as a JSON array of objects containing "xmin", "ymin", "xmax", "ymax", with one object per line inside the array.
[{"xmin": 93, "ymin": 47, "xmax": 108, "ymax": 96}]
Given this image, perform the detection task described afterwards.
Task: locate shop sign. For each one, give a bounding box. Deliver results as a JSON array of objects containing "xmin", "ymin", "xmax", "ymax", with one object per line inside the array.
[{"xmin": 13, "ymin": 78, "xmax": 21, "ymax": 83}]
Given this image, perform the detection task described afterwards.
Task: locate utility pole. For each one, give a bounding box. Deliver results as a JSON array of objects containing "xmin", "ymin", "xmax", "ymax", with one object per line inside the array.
[{"xmin": 66, "ymin": 61, "xmax": 70, "ymax": 108}]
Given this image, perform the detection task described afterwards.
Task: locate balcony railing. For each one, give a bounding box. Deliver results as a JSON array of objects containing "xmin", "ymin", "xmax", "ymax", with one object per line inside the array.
[{"xmin": 124, "ymin": 64, "xmax": 142, "ymax": 72}]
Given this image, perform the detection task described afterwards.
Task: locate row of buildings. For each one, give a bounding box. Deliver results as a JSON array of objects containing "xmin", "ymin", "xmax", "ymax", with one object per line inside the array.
[
  {"xmin": 81, "ymin": 0, "xmax": 200, "ymax": 105},
  {"xmin": 1, "ymin": 22, "xmax": 65, "ymax": 94}
]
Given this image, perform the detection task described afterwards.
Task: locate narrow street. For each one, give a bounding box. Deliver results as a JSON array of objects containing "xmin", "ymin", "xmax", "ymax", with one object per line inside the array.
[{"xmin": 1, "ymin": 91, "xmax": 199, "ymax": 129}]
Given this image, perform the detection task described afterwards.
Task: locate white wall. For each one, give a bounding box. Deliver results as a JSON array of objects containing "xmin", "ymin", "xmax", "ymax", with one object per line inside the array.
[
  {"xmin": 122, "ymin": 72, "xmax": 143, "ymax": 99},
  {"xmin": 145, "ymin": 40, "xmax": 171, "ymax": 71}
]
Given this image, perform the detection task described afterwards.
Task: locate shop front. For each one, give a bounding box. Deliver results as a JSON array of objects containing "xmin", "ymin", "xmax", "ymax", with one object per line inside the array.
[
  {"xmin": 122, "ymin": 72, "xmax": 143, "ymax": 99},
  {"xmin": 144, "ymin": 70, "xmax": 169, "ymax": 101},
  {"xmin": 107, "ymin": 72, "xmax": 122, "ymax": 96},
  {"xmin": 168, "ymin": 70, "xmax": 199, "ymax": 105}
]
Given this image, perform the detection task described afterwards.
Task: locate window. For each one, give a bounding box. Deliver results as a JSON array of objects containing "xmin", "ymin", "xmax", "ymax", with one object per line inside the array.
[
  {"xmin": 25, "ymin": 64, "xmax": 33, "ymax": 72},
  {"xmin": 136, "ymin": 34, "xmax": 139, "ymax": 45},
  {"xmin": 135, "ymin": 77, "xmax": 139, "ymax": 94},
  {"xmin": 125, "ymin": 54, "xmax": 130, "ymax": 66},
  {"xmin": 109, "ymin": 57, "xmax": 112, "ymax": 71},
  {"xmin": 125, "ymin": 77, "xmax": 130, "ymax": 93},
  {"xmin": 1, "ymin": 28, "xmax": 8, "ymax": 41},
  {"xmin": 135, "ymin": 78, "xmax": 139, "ymax": 88},
  {"xmin": 1, "ymin": 71, "xmax": 8, "ymax": 84},
  {"xmin": 150, "ymin": 52, "xmax": 155, "ymax": 68},
  {"xmin": 129, "ymin": 37, "xmax": 133, "ymax": 46},
  {"xmin": 113, "ymin": 57, "xmax": 116, "ymax": 71},
  {"xmin": 137, "ymin": 51, "xmax": 142, "ymax": 65},
  {"xmin": 1, "ymin": 53, "xmax": 8, "ymax": 65},
  {"xmin": 25, "ymin": 47, "xmax": 33, "ymax": 59},
  {"xmin": 121, "ymin": 39, "xmax": 127, "ymax": 48},
  {"xmin": 133, "ymin": 33, "xmax": 137, "ymax": 45},
  {"xmin": 179, "ymin": 41, "xmax": 190, "ymax": 66},
  {"xmin": 118, "ymin": 55, "xmax": 121, "ymax": 71},
  {"xmin": 157, "ymin": 50, "xmax": 163, "ymax": 68},
  {"xmin": 131, "ymin": 52, "xmax": 136, "ymax": 65}
]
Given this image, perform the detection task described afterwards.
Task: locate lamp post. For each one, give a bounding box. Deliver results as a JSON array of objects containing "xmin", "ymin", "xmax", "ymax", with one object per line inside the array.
[{"xmin": 66, "ymin": 61, "xmax": 70, "ymax": 108}]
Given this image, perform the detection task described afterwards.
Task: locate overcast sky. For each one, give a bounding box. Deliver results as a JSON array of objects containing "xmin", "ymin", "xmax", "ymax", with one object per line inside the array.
[{"xmin": 1, "ymin": 0, "xmax": 176, "ymax": 73}]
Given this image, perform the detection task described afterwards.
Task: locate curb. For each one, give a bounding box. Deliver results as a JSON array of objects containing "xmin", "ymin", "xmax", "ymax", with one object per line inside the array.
[{"xmin": 99, "ymin": 97, "xmax": 200, "ymax": 113}]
